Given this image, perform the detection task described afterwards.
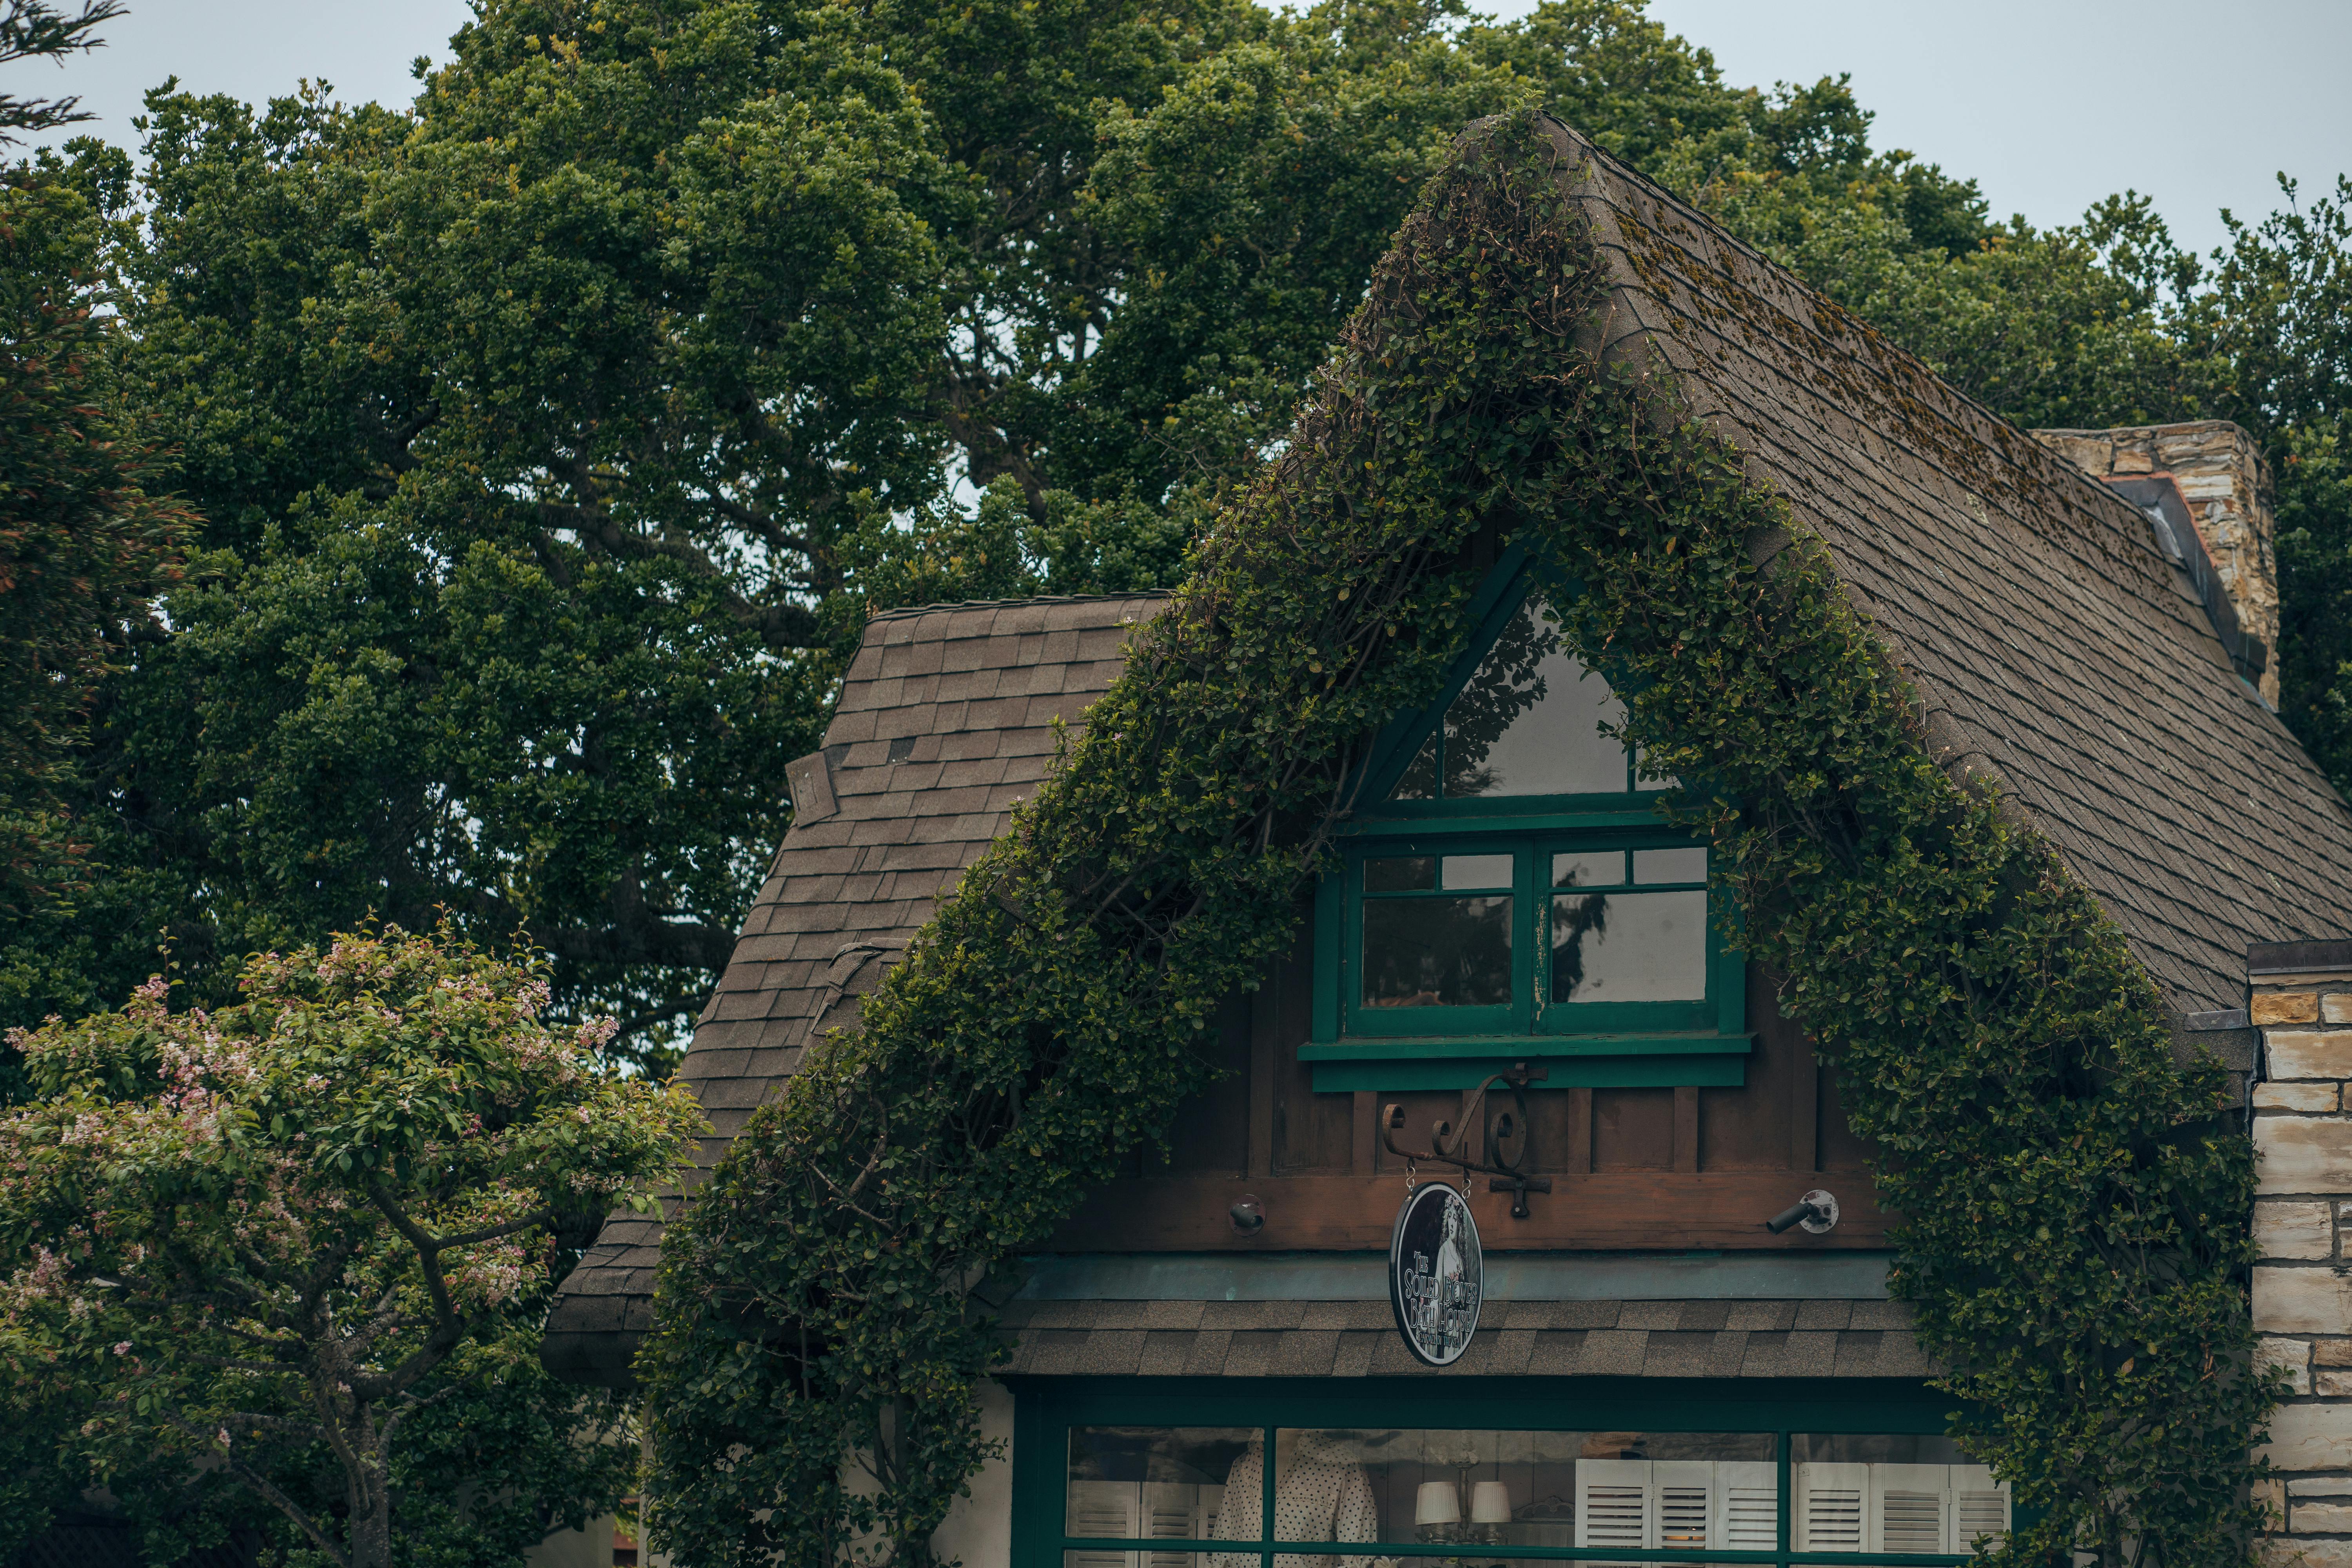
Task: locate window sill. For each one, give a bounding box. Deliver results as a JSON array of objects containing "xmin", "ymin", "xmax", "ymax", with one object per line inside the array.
[
  {"xmin": 1301, "ymin": 1032, "xmax": 1754, "ymax": 1092},
  {"xmin": 1336, "ymin": 800, "xmax": 1670, "ymax": 834},
  {"xmin": 1301, "ymin": 1031, "xmax": 1753, "ymax": 1060}
]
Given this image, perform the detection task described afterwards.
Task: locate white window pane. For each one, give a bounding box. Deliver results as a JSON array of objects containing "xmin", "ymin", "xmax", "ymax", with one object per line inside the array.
[
  {"xmin": 1441, "ymin": 854, "xmax": 1513, "ymax": 889},
  {"xmin": 1551, "ymin": 851, "xmax": 1624, "ymax": 888},
  {"xmin": 1551, "ymin": 889, "xmax": 1708, "ymax": 1003},
  {"xmin": 1631, "ymin": 848, "xmax": 1706, "ymax": 884}
]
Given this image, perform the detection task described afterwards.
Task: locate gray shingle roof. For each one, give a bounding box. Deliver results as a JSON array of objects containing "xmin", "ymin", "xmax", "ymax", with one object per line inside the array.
[
  {"xmin": 996, "ymin": 1297, "xmax": 1934, "ymax": 1380},
  {"xmin": 543, "ymin": 120, "xmax": 2352, "ymax": 1387},
  {"xmin": 541, "ymin": 594, "xmax": 1165, "ymax": 1386},
  {"xmin": 1539, "ymin": 113, "xmax": 2352, "ymax": 1011}
]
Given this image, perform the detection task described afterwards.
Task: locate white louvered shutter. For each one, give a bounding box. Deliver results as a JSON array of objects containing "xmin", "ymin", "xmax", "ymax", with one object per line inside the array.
[
  {"xmin": 1068, "ymin": 1480, "xmax": 1140, "ymax": 1568},
  {"xmin": 1143, "ymin": 1483, "xmax": 1206, "ymax": 1568},
  {"xmin": 1948, "ymin": 1467, "xmax": 2009, "ymax": 1553},
  {"xmin": 1198, "ymin": 1483, "xmax": 1225, "ymax": 1545},
  {"xmin": 1714, "ymin": 1461, "xmax": 1779, "ymax": 1553},
  {"xmin": 1793, "ymin": 1463, "xmax": 1867, "ymax": 1553},
  {"xmin": 1871, "ymin": 1464, "xmax": 1948, "ymax": 1555},
  {"xmin": 1653, "ymin": 1461, "xmax": 1712, "ymax": 1555},
  {"xmin": 1575, "ymin": 1459, "xmax": 1651, "ymax": 1568}
]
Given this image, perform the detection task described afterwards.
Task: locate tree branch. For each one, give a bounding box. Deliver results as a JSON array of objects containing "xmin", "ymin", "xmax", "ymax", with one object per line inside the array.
[
  {"xmin": 532, "ymin": 913, "xmax": 740, "ymax": 973},
  {"xmin": 533, "ymin": 499, "xmax": 823, "ymax": 648},
  {"xmin": 354, "ymin": 1185, "xmax": 470, "ymax": 1402},
  {"xmin": 161, "ymin": 1413, "xmax": 348, "ymax": 1568}
]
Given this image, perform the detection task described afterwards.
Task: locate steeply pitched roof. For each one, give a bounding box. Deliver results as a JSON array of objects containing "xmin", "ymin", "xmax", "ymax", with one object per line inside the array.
[
  {"xmin": 1535, "ymin": 114, "xmax": 2352, "ymax": 1011},
  {"xmin": 542, "ymin": 594, "xmax": 1165, "ymax": 1384},
  {"xmin": 544, "ymin": 119, "xmax": 2352, "ymax": 1386}
]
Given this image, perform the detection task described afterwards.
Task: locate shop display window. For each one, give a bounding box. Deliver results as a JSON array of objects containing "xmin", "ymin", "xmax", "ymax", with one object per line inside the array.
[{"xmin": 1029, "ymin": 1390, "xmax": 2012, "ymax": 1568}]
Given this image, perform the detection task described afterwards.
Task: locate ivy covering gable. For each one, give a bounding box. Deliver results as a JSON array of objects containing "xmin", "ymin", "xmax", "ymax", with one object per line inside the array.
[{"xmin": 641, "ymin": 113, "xmax": 2271, "ymax": 1568}]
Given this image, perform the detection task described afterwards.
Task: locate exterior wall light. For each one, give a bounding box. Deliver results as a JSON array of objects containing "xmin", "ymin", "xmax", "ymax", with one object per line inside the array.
[{"xmin": 1764, "ymin": 1189, "xmax": 1840, "ymax": 1234}]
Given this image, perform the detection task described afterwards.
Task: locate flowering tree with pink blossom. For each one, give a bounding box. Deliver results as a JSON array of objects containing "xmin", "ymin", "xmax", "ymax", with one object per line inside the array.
[{"xmin": 0, "ymin": 927, "xmax": 706, "ymax": 1568}]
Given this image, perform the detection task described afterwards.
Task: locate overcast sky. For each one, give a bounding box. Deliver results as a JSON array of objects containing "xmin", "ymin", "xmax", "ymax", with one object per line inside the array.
[{"xmin": 11, "ymin": 0, "xmax": 2349, "ymax": 258}]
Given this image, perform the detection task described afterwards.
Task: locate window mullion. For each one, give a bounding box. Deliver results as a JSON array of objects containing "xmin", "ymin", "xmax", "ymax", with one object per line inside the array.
[
  {"xmin": 1524, "ymin": 840, "xmax": 1544, "ymax": 1033},
  {"xmin": 1260, "ymin": 1425, "xmax": 1276, "ymax": 1568}
]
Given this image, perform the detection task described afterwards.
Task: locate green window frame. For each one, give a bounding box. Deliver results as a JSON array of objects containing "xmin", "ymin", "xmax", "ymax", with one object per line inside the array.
[
  {"xmin": 1012, "ymin": 1376, "xmax": 2013, "ymax": 1568},
  {"xmin": 1334, "ymin": 832, "xmax": 1739, "ymax": 1041},
  {"xmin": 1307, "ymin": 555, "xmax": 1747, "ymax": 1091}
]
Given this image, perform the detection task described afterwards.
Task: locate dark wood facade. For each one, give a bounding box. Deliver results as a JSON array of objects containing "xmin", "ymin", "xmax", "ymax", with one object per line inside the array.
[{"xmin": 1054, "ymin": 930, "xmax": 1886, "ymax": 1252}]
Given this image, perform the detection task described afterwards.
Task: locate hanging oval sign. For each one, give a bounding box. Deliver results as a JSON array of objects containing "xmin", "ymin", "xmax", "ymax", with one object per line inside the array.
[{"xmin": 1388, "ymin": 1181, "xmax": 1482, "ymax": 1367}]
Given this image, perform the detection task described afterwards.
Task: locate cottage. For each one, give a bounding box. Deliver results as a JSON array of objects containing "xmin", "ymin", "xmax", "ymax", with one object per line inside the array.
[{"xmin": 543, "ymin": 117, "xmax": 2352, "ymax": 1563}]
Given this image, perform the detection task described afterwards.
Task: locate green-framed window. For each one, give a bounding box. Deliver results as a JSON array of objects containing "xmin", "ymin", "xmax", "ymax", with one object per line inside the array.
[
  {"xmin": 1339, "ymin": 835, "xmax": 1737, "ymax": 1040},
  {"xmin": 1308, "ymin": 559, "xmax": 1746, "ymax": 1091},
  {"xmin": 1013, "ymin": 1377, "xmax": 2013, "ymax": 1568}
]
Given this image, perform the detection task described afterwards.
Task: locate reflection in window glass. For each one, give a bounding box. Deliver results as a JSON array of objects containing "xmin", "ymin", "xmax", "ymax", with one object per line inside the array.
[
  {"xmin": 1067, "ymin": 1428, "xmax": 1249, "ymax": 1568},
  {"xmin": 1791, "ymin": 1435, "xmax": 2009, "ymax": 1555},
  {"xmin": 1443, "ymin": 597, "xmax": 1629, "ymax": 798},
  {"xmin": 1384, "ymin": 593, "xmax": 1635, "ymax": 805},
  {"xmin": 1362, "ymin": 898, "xmax": 1511, "ymax": 1008},
  {"xmin": 1550, "ymin": 852, "xmax": 1622, "ymax": 889},
  {"xmin": 1441, "ymin": 855, "xmax": 1513, "ymax": 889},
  {"xmin": 1550, "ymin": 889, "xmax": 1708, "ymax": 1003},
  {"xmin": 1393, "ymin": 731, "xmax": 1439, "ymax": 801},
  {"xmin": 1363, "ymin": 857, "xmax": 1434, "ymax": 893},
  {"xmin": 1274, "ymin": 1430, "xmax": 1775, "ymax": 1552}
]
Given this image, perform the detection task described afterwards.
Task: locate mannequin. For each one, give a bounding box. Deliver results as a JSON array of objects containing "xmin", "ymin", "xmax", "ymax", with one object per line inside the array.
[{"xmin": 1211, "ymin": 1431, "xmax": 1379, "ymax": 1568}]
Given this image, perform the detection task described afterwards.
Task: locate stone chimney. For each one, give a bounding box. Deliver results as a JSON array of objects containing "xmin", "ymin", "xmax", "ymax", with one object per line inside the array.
[{"xmin": 2032, "ymin": 421, "xmax": 2280, "ymax": 706}]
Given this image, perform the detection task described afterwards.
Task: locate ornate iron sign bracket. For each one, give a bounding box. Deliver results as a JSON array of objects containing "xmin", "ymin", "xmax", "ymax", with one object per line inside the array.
[{"xmin": 1380, "ymin": 1061, "xmax": 1555, "ymax": 1219}]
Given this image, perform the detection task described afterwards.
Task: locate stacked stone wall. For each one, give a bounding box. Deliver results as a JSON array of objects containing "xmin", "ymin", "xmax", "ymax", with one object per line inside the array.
[{"xmin": 2254, "ymin": 969, "xmax": 2352, "ymax": 1554}]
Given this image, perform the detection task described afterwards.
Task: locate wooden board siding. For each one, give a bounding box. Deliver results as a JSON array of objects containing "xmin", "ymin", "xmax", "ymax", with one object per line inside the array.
[{"xmin": 1051, "ymin": 933, "xmax": 1883, "ymax": 1252}]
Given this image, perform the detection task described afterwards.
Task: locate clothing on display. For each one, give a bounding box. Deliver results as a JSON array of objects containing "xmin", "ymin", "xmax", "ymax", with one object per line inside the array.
[{"xmin": 1210, "ymin": 1432, "xmax": 1378, "ymax": 1568}]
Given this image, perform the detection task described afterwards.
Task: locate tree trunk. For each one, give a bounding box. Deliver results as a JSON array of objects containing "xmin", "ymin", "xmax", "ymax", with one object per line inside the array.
[{"xmin": 347, "ymin": 1407, "xmax": 395, "ymax": 1568}]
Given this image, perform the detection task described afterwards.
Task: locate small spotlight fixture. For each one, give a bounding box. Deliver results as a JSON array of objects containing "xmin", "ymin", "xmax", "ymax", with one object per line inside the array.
[
  {"xmin": 1764, "ymin": 1189, "xmax": 1839, "ymax": 1235},
  {"xmin": 1229, "ymin": 1194, "xmax": 1266, "ymax": 1234}
]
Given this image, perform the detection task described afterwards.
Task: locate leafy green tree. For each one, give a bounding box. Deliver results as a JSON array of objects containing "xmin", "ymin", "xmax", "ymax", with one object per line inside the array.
[
  {"xmin": 2185, "ymin": 178, "xmax": 2352, "ymax": 779},
  {"xmin": 33, "ymin": 0, "xmax": 1867, "ymax": 1063},
  {"xmin": 0, "ymin": 137, "xmax": 188, "ymax": 1083},
  {"xmin": 20, "ymin": 0, "xmax": 2343, "ymax": 1080},
  {"xmin": 67, "ymin": 13, "xmax": 959, "ymax": 1063},
  {"xmin": 0, "ymin": 926, "xmax": 704, "ymax": 1568}
]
